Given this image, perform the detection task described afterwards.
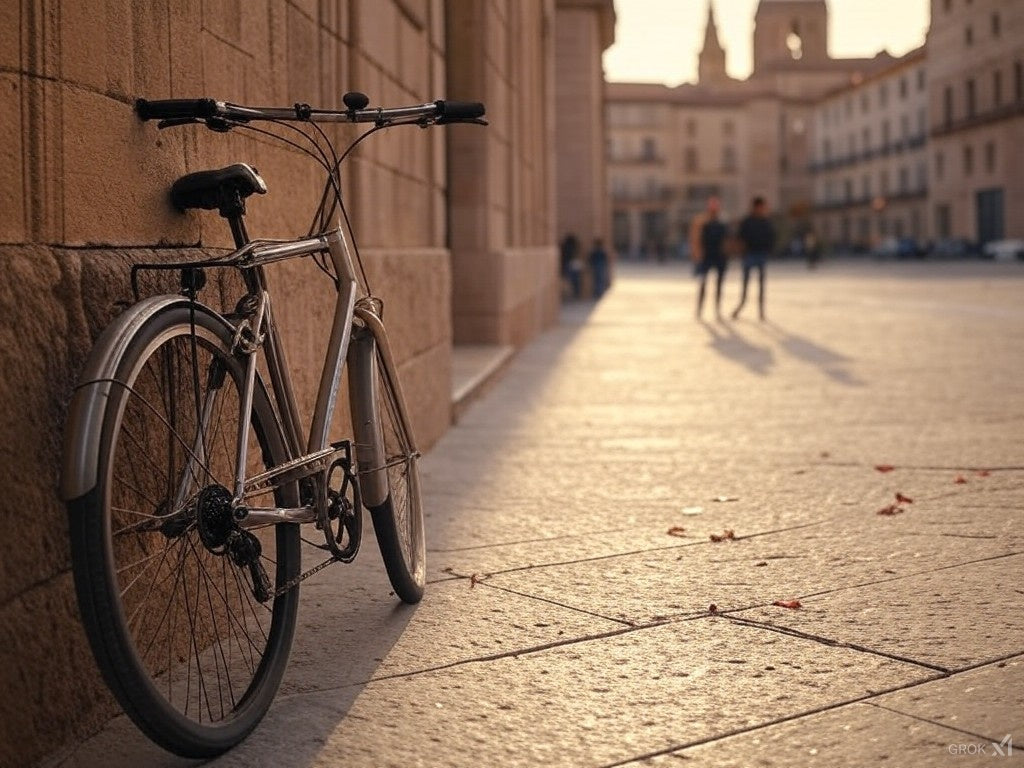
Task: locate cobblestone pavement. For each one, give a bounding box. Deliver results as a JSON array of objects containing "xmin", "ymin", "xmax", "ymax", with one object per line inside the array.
[{"xmin": 56, "ymin": 260, "xmax": 1024, "ymax": 767}]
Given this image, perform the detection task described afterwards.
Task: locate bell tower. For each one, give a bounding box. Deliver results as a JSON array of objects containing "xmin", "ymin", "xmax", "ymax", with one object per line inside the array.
[
  {"xmin": 753, "ymin": 0, "xmax": 828, "ymax": 73},
  {"xmin": 698, "ymin": 2, "xmax": 729, "ymax": 85}
]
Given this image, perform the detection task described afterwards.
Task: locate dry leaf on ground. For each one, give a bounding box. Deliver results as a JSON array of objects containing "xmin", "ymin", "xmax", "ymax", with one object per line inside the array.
[
  {"xmin": 875, "ymin": 464, "xmax": 896, "ymax": 473},
  {"xmin": 895, "ymin": 492, "xmax": 914, "ymax": 504},
  {"xmin": 877, "ymin": 504, "xmax": 904, "ymax": 516},
  {"xmin": 772, "ymin": 599, "xmax": 802, "ymax": 610},
  {"xmin": 710, "ymin": 529, "xmax": 736, "ymax": 542},
  {"xmin": 954, "ymin": 475, "xmax": 968, "ymax": 485},
  {"xmin": 667, "ymin": 526, "xmax": 687, "ymax": 537}
]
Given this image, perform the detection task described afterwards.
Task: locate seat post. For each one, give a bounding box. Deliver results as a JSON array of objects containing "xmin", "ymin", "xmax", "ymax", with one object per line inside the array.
[{"xmin": 218, "ymin": 187, "xmax": 250, "ymax": 248}]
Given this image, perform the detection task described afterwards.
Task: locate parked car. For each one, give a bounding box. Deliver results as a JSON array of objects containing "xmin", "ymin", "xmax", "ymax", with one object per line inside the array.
[
  {"xmin": 929, "ymin": 237, "xmax": 979, "ymax": 259},
  {"xmin": 982, "ymin": 239, "xmax": 1024, "ymax": 261},
  {"xmin": 873, "ymin": 236, "xmax": 922, "ymax": 259}
]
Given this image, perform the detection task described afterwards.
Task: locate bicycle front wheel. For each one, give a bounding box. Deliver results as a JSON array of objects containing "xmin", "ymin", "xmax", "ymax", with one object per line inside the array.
[
  {"xmin": 65, "ymin": 302, "xmax": 300, "ymax": 757},
  {"xmin": 352, "ymin": 330, "xmax": 426, "ymax": 603}
]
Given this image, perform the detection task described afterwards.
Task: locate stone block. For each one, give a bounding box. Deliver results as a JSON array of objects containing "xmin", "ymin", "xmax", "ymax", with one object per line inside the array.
[
  {"xmin": 59, "ymin": 1, "xmax": 108, "ymax": 90},
  {"xmin": 0, "ymin": 1, "xmax": 17, "ymax": 70},
  {"xmin": 354, "ymin": 0, "xmax": 398, "ymax": 78},
  {"xmin": 0, "ymin": 74, "xmax": 25, "ymax": 244},
  {"xmin": 286, "ymin": 2, "xmax": 320, "ymax": 104},
  {"xmin": 167, "ymin": 0, "xmax": 203, "ymax": 96},
  {"xmin": 397, "ymin": 11, "xmax": 427, "ymax": 99},
  {"xmin": 0, "ymin": 571, "xmax": 116, "ymax": 768},
  {"xmin": 129, "ymin": 0, "xmax": 172, "ymax": 98},
  {"xmin": 61, "ymin": 87, "xmax": 195, "ymax": 246}
]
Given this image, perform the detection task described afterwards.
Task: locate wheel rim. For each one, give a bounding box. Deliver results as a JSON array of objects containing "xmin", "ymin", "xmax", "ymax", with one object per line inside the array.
[{"xmin": 102, "ymin": 323, "xmax": 288, "ymax": 727}]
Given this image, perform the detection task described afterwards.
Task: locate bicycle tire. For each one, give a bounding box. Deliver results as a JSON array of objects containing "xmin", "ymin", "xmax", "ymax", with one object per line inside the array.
[
  {"xmin": 66, "ymin": 302, "xmax": 300, "ymax": 758},
  {"xmin": 365, "ymin": 344, "xmax": 426, "ymax": 604}
]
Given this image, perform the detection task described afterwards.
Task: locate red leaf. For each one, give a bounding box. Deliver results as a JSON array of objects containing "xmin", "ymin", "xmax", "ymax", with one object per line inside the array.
[
  {"xmin": 470, "ymin": 573, "xmax": 482, "ymax": 588},
  {"xmin": 877, "ymin": 503, "xmax": 904, "ymax": 516},
  {"xmin": 894, "ymin": 492, "xmax": 914, "ymax": 504},
  {"xmin": 708, "ymin": 603, "xmax": 718, "ymax": 614},
  {"xmin": 709, "ymin": 529, "xmax": 736, "ymax": 543},
  {"xmin": 820, "ymin": 451, "xmax": 831, "ymax": 458},
  {"xmin": 976, "ymin": 469, "xmax": 991, "ymax": 477},
  {"xmin": 875, "ymin": 464, "xmax": 895, "ymax": 473},
  {"xmin": 772, "ymin": 599, "xmax": 802, "ymax": 609},
  {"xmin": 667, "ymin": 526, "xmax": 687, "ymax": 537},
  {"xmin": 954, "ymin": 475, "xmax": 968, "ymax": 485}
]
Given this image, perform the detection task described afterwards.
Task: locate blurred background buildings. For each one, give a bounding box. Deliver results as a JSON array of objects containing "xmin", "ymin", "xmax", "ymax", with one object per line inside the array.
[{"xmin": 605, "ymin": 0, "xmax": 1024, "ymax": 260}]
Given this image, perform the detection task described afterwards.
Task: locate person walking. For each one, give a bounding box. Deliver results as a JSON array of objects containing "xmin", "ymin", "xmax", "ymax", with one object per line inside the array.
[
  {"xmin": 560, "ymin": 233, "xmax": 582, "ymax": 300},
  {"xmin": 694, "ymin": 196, "xmax": 728, "ymax": 319},
  {"xmin": 731, "ymin": 196, "xmax": 776, "ymax": 320},
  {"xmin": 589, "ymin": 237, "xmax": 609, "ymax": 298}
]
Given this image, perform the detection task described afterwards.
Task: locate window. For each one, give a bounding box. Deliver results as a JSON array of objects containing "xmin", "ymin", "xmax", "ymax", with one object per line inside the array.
[
  {"xmin": 917, "ymin": 69, "xmax": 926, "ymax": 91},
  {"xmin": 900, "ymin": 114, "xmax": 909, "ymax": 140},
  {"xmin": 845, "ymin": 97, "xmax": 853, "ymax": 116},
  {"xmin": 899, "ymin": 166, "xmax": 909, "ymax": 192},
  {"xmin": 966, "ymin": 78, "xmax": 976, "ymax": 118},
  {"xmin": 882, "ymin": 119, "xmax": 891, "ymax": 146},
  {"xmin": 965, "ymin": 25, "xmax": 973, "ymax": 46},
  {"xmin": 936, "ymin": 204, "xmax": 951, "ymax": 238},
  {"xmin": 642, "ymin": 137, "xmax": 657, "ymax": 160},
  {"xmin": 722, "ymin": 145, "xmax": 736, "ymax": 173},
  {"xmin": 944, "ymin": 86, "xmax": 954, "ymax": 126},
  {"xmin": 899, "ymin": 77, "xmax": 908, "ymax": 99},
  {"xmin": 935, "ymin": 151, "xmax": 945, "ymax": 181},
  {"xmin": 1016, "ymin": 62, "xmax": 1023, "ymax": 101},
  {"xmin": 844, "ymin": 178, "xmax": 853, "ymax": 201},
  {"xmin": 985, "ymin": 141, "xmax": 996, "ymax": 173},
  {"xmin": 994, "ymin": 70, "xmax": 1003, "ymax": 107},
  {"xmin": 686, "ymin": 119, "xmax": 697, "ymax": 138},
  {"xmin": 879, "ymin": 82, "xmax": 889, "ymax": 107},
  {"xmin": 823, "ymin": 138, "xmax": 831, "ymax": 161},
  {"xmin": 862, "ymin": 175, "xmax": 871, "ymax": 197},
  {"xmin": 723, "ymin": 120, "xmax": 735, "ymax": 137},
  {"xmin": 916, "ymin": 162, "xmax": 927, "ymax": 190},
  {"xmin": 685, "ymin": 147, "xmax": 698, "ymax": 173},
  {"xmin": 862, "ymin": 127, "xmax": 871, "ymax": 151},
  {"xmin": 881, "ymin": 169, "xmax": 890, "ymax": 195},
  {"xmin": 963, "ymin": 145, "xmax": 974, "ymax": 175},
  {"xmin": 992, "ymin": 12, "xmax": 1001, "ymax": 37},
  {"xmin": 861, "ymin": 92, "xmax": 870, "ymax": 113}
]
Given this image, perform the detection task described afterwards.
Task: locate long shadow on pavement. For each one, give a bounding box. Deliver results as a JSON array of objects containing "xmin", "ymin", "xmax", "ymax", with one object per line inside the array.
[{"xmin": 699, "ymin": 318, "xmax": 774, "ymax": 375}]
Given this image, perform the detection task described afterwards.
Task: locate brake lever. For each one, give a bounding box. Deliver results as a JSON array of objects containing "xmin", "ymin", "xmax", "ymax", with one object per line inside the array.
[
  {"xmin": 156, "ymin": 116, "xmax": 236, "ymax": 132},
  {"xmin": 436, "ymin": 117, "xmax": 489, "ymax": 126}
]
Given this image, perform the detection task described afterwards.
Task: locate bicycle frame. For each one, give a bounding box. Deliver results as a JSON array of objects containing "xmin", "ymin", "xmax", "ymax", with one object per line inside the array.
[{"xmin": 209, "ymin": 224, "xmax": 417, "ymax": 530}]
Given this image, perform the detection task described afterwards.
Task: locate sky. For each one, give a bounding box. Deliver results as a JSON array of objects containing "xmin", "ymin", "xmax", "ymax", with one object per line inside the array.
[{"xmin": 603, "ymin": 0, "xmax": 931, "ymax": 86}]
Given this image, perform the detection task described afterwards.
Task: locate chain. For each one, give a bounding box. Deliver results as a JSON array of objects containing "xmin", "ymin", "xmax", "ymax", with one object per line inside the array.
[{"xmin": 271, "ymin": 553, "xmax": 341, "ymax": 599}]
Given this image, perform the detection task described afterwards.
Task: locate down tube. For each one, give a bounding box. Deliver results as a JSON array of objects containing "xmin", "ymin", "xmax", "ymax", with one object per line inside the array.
[{"xmin": 307, "ymin": 229, "xmax": 358, "ymax": 453}]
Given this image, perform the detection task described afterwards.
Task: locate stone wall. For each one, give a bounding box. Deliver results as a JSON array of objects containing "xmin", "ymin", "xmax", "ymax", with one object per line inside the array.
[
  {"xmin": 0, "ymin": 1, "xmax": 454, "ymax": 765},
  {"xmin": 446, "ymin": 0, "xmax": 560, "ymax": 345}
]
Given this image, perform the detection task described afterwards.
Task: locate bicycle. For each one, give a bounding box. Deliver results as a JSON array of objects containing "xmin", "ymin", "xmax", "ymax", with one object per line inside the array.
[{"xmin": 60, "ymin": 91, "xmax": 486, "ymax": 757}]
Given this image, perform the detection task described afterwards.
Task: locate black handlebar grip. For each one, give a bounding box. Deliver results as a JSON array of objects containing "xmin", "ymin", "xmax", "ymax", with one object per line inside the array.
[
  {"xmin": 434, "ymin": 100, "xmax": 486, "ymax": 120},
  {"xmin": 136, "ymin": 98, "xmax": 219, "ymax": 121}
]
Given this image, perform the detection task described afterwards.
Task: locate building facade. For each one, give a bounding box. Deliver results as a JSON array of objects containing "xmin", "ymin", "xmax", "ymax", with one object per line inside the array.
[
  {"xmin": 811, "ymin": 49, "xmax": 930, "ymax": 250},
  {"xmin": 0, "ymin": 2, "xmax": 611, "ymax": 765},
  {"xmin": 927, "ymin": 0, "xmax": 1024, "ymax": 244},
  {"xmin": 607, "ymin": 0, "xmax": 893, "ymax": 259}
]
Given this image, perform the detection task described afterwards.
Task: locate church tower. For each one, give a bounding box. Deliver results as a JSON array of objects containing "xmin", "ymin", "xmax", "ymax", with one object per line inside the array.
[
  {"xmin": 753, "ymin": 0, "xmax": 828, "ymax": 73},
  {"xmin": 698, "ymin": 2, "xmax": 730, "ymax": 85}
]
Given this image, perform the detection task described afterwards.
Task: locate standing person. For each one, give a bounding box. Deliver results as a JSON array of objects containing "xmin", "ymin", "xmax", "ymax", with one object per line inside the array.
[
  {"xmin": 589, "ymin": 237, "xmax": 609, "ymax": 298},
  {"xmin": 731, "ymin": 196, "xmax": 776, "ymax": 320},
  {"xmin": 560, "ymin": 233, "xmax": 582, "ymax": 300},
  {"xmin": 695, "ymin": 196, "xmax": 728, "ymax": 319}
]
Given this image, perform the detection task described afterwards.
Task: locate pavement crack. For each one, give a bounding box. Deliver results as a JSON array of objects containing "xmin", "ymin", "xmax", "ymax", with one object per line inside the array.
[
  {"xmin": 722, "ymin": 614, "xmax": 951, "ymax": 673},
  {"xmin": 428, "ymin": 526, "xmax": 634, "ymax": 553},
  {"xmin": 861, "ymin": 701, "xmax": 1003, "ymax": 745}
]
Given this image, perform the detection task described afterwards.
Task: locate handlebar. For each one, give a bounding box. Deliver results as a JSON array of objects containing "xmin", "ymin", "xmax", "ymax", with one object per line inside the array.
[{"xmin": 135, "ymin": 93, "xmax": 486, "ymax": 127}]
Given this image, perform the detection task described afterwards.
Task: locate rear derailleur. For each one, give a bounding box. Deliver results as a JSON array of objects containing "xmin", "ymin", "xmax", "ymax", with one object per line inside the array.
[{"xmin": 196, "ymin": 484, "xmax": 272, "ymax": 603}]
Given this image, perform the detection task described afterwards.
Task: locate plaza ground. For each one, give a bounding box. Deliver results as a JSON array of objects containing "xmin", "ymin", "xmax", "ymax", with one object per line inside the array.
[{"xmin": 51, "ymin": 258, "xmax": 1024, "ymax": 767}]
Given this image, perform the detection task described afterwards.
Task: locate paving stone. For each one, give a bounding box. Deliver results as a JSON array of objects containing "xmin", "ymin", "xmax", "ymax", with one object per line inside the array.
[
  {"xmin": 869, "ymin": 655, "xmax": 1024, "ymax": 742},
  {"xmin": 210, "ymin": 618, "xmax": 935, "ymax": 768},
  {"xmin": 733, "ymin": 555, "xmax": 1024, "ymax": 671},
  {"xmin": 624, "ymin": 702, "xmax": 1005, "ymax": 767}
]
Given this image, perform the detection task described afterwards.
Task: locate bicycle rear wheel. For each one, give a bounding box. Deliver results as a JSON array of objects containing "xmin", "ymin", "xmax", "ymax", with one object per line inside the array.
[{"xmin": 66, "ymin": 303, "xmax": 300, "ymax": 757}]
